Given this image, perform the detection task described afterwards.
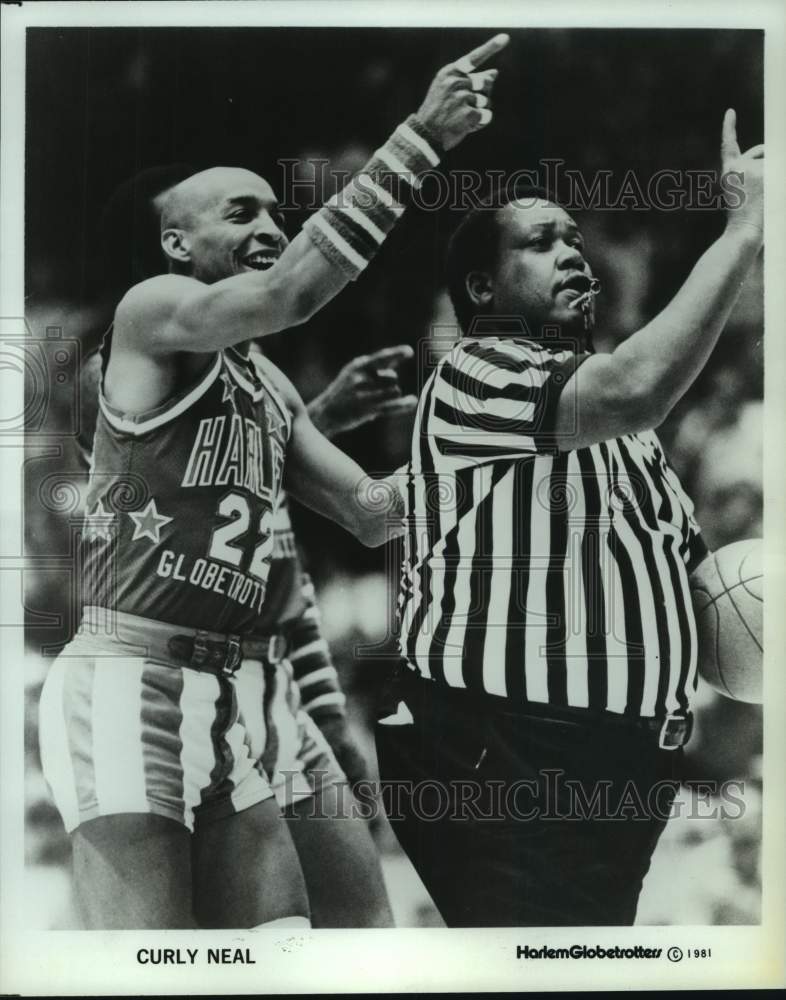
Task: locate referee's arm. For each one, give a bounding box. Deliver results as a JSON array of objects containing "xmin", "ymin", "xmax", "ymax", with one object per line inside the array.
[{"xmin": 555, "ymin": 110, "xmax": 762, "ymax": 452}]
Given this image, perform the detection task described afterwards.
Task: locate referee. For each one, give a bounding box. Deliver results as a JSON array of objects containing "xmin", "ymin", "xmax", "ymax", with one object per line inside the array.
[{"xmin": 376, "ymin": 110, "xmax": 763, "ymax": 926}]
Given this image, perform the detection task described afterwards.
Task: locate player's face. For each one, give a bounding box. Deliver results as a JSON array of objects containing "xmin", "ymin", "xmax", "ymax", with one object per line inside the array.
[
  {"xmin": 490, "ymin": 200, "xmax": 594, "ymax": 335},
  {"xmin": 183, "ymin": 170, "xmax": 289, "ymax": 283}
]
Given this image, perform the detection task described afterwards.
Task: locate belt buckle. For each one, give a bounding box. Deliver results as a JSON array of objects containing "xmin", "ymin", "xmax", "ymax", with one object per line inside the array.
[
  {"xmin": 658, "ymin": 712, "xmax": 692, "ymax": 751},
  {"xmin": 190, "ymin": 630, "xmax": 210, "ymax": 669},
  {"xmin": 222, "ymin": 635, "xmax": 242, "ymax": 677},
  {"xmin": 266, "ymin": 634, "xmax": 286, "ymax": 664}
]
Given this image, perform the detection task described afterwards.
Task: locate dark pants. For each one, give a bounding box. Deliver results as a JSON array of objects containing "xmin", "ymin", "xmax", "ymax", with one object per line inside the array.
[{"xmin": 375, "ymin": 675, "xmax": 682, "ymax": 927}]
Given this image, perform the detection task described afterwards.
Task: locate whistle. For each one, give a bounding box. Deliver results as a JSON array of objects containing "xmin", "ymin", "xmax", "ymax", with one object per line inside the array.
[{"xmin": 570, "ymin": 278, "xmax": 602, "ymax": 332}]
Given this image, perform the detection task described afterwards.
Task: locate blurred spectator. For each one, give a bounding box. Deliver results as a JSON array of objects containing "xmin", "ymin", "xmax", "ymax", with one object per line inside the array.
[{"xmin": 637, "ymin": 785, "xmax": 760, "ymax": 925}]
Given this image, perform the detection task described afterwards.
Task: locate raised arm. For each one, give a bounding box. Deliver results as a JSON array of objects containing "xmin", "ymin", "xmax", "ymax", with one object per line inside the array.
[
  {"xmin": 117, "ymin": 35, "xmax": 509, "ymax": 357},
  {"xmin": 555, "ymin": 109, "xmax": 763, "ymax": 450}
]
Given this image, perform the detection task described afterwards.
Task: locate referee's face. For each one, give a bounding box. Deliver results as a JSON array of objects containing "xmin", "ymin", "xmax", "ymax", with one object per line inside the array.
[{"xmin": 490, "ymin": 200, "xmax": 594, "ymax": 335}]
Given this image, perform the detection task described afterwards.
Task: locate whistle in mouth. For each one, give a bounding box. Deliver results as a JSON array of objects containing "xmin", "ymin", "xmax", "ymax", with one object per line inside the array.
[{"xmin": 570, "ymin": 278, "xmax": 602, "ymax": 312}]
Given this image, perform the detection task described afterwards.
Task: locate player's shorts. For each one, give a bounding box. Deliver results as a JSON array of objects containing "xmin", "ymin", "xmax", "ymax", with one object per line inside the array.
[
  {"xmin": 39, "ymin": 608, "xmax": 343, "ymax": 834},
  {"xmin": 247, "ymin": 653, "xmax": 346, "ymax": 811}
]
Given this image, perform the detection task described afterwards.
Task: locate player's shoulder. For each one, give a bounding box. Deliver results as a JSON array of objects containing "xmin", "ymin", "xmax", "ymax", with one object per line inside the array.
[{"xmin": 114, "ymin": 274, "xmax": 202, "ymax": 339}]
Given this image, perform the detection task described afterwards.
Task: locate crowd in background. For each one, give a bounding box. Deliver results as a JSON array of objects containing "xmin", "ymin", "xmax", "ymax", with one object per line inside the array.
[{"xmin": 22, "ymin": 26, "xmax": 763, "ymax": 927}]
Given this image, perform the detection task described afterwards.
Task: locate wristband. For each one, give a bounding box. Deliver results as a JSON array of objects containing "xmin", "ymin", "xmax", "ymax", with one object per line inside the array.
[
  {"xmin": 290, "ymin": 577, "xmax": 348, "ymax": 718},
  {"xmin": 303, "ymin": 115, "xmax": 441, "ymax": 280}
]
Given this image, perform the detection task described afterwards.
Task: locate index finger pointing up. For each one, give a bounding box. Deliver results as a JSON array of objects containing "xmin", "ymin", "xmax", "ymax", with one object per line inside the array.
[
  {"xmin": 454, "ymin": 33, "xmax": 510, "ymax": 73},
  {"xmin": 721, "ymin": 108, "xmax": 741, "ymax": 161}
]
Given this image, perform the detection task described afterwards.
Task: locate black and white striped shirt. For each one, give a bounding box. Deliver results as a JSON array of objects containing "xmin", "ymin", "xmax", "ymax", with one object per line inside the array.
[{"xmin": 398, "ymin": 336, "xmax": 707, "ymax": 719}]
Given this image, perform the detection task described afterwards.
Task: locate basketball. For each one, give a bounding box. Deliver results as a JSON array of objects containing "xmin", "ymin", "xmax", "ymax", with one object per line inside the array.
[{"xmin": 690, "ymin": 539, "xmax": 763, "ymax": 703}]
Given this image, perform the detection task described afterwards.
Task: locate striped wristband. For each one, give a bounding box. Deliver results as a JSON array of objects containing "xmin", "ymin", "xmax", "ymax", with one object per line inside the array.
[
  {"xmin": 290, "ymin": 577, "xmax": 347, "ymax": 720},
  {"xmin": 303, "ymin": 114, "xmax": 441, "ymax": 280}
]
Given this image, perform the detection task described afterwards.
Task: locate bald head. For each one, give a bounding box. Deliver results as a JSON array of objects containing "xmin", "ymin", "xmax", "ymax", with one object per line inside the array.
[
  {"xmin": 155, "ymin": 166, "xmax": 286, "ymax": 283},
  {"xmin": 156, "ymin": 167, "xmax": 272, "ymax": 233}
]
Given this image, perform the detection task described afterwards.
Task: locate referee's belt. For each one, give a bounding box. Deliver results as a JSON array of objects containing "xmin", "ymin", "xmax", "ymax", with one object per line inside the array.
[{"xmin": 399, "ymin": 671, "xmax": 693, "ymax": 751}]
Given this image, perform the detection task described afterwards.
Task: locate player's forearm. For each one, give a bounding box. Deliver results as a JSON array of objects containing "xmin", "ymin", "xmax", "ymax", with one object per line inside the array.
[
  {"xmin": 300, "ymin": 115, "xmax": 441, "ymax": 285},
  {"xmin": 352, "ymin": 474, "xmax": 405, "ymax": 546},
  {"xmin": 172, "ymin": 118, "xmax": 441, "ymax": 351},
  {"xmin": 610, "ymin": 226, "xmax": 761, "ymax": 424},
  {"xmin": 288, "ymin": 474, "xmax": 402, "ymax": 548},
  {"xmin": 285, "ymin": 412, "xmax": 405, "ymax": 546}
]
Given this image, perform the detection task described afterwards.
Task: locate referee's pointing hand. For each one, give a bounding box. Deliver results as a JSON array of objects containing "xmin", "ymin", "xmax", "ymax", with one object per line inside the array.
[
  {"xmin": 721, "ymin": 109, "xmax": 764, "ymax": 241},
  {"xmin": 417, "ymin": 33, "xmax": 510, "ymax": 151}
]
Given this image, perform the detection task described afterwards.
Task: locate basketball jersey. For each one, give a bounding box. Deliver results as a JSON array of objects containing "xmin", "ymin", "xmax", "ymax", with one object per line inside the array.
[
  {"xmin": 81, "ymin": 345, "xmax": 292, "ymax": 634},
  {"xmin": 258, "ymin": 494, "xmax": 308, "ymax": 631}
]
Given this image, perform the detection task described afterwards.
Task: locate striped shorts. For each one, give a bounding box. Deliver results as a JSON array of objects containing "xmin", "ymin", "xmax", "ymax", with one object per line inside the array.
[
  {"xmin": 248, "ymin": 653, "xmax": 345, "ymax": 811},
  {"xmin": 39, "ymin": 614, "xmax": 343, "ymax": 834}
]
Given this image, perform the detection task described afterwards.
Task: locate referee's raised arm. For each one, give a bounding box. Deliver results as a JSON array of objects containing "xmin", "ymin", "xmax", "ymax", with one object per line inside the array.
[{"xmin": 554, "ymin": 109, "xmax": 763, "ymax": 450}]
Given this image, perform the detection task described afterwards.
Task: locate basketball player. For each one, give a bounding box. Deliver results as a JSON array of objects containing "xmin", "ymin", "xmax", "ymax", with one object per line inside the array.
[
  {"xmin": 38, "ymin": 34, "xmax": 510, "ymax": 929},
  {"xmin": 75, "ymin": 342, "xmax": 415, "ymax": 927},
  {"xmin": 377, "ymin": 110, "xmax": 763, "ymax": 925}
]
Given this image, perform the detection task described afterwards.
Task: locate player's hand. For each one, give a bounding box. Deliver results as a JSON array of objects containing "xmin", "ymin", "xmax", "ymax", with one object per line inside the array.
[
  {"xmin": 317, "ymin": 715, "xmax": 372, "ymax": 791},
  {"xmin": 721, "ymin": 109, "xmax": 763, "ymax": 244},
  {"xmin": 416, "ymin": 33, "xmax": 510, "ymax": 151},
  {"xmin": 307, "ymin": 345, "xmax": 417, "ymax": 438}
]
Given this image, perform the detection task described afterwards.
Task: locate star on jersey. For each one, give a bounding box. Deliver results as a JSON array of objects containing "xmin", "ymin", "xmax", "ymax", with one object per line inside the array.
[
  {"xmin": 83, "ymin": 499, "xmax": 116, "ymax": 543},
  {"xmin": 128, "ymin": 498, "xmax": 173, "ymax": 544},
  {"xmin": 266, "ymin": 404, "xmax": 288, "ymax": 441},
  {"xmin": 220, "ymin": 370, "xmax": 239, "ymax": 410}
]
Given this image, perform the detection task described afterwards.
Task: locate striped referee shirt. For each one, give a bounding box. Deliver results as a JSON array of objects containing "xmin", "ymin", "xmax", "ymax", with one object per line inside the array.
[{"xmin": 398, "ymin": 336, "xmax": 708, "ymax": 719}]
